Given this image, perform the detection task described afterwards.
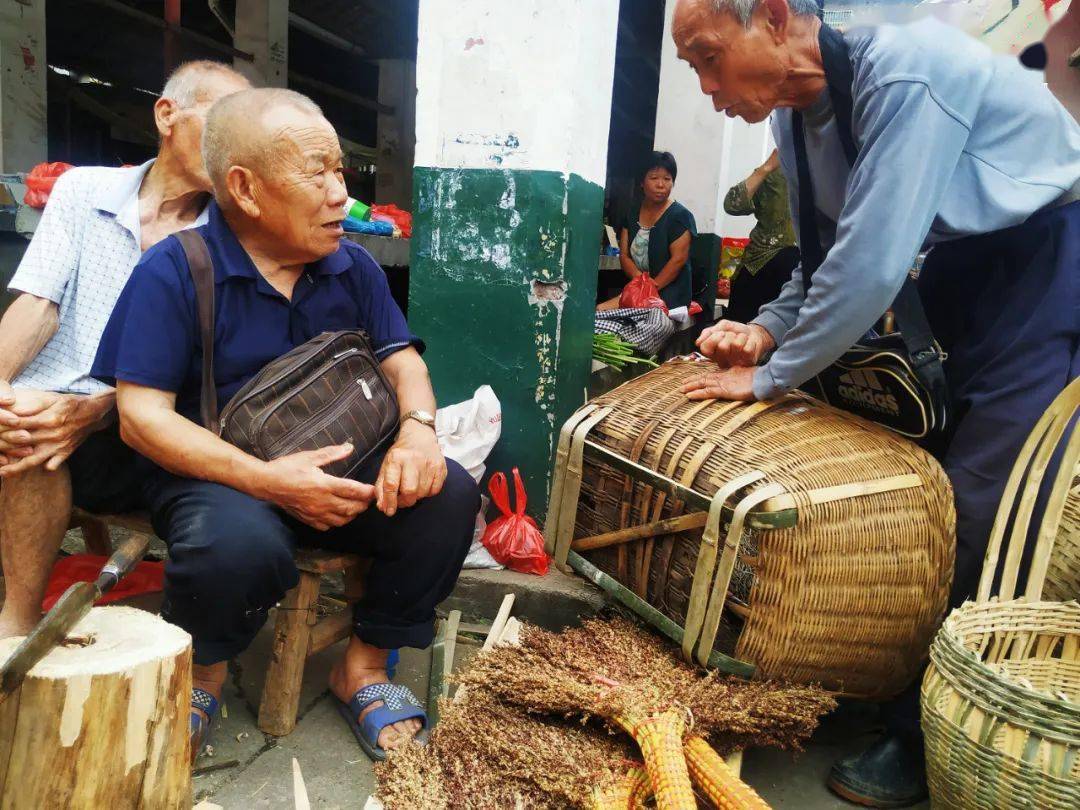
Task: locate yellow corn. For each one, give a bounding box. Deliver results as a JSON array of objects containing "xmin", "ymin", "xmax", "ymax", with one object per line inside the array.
[
  {"xmin": 592, "ymin": 766, "xmax": 651, "ymax": 809},
  {"xmin": 615, "ymin": 709, "xmax": 696, "ymax": 810},
  {"xmin": 684, "ymin": 736, "xmax": 771, "ymax": 810}
]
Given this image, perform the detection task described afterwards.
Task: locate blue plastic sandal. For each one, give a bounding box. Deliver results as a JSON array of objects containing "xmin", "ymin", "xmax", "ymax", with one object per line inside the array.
[
  {"xmin": 190, "ymin": 687, "xmax": 220, "ymax": 763},
  {"xmin": 335, "ymin": 682, "xmax": 428, "ymax": 762}
]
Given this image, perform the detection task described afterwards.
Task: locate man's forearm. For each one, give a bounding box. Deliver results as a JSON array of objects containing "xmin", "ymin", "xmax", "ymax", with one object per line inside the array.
[
  {"xmin": 382, "ymin": 349, "xmax": 436, "ymax": 418},
  {"xmin": 0, "ymin": 294, "xmax": 60, "ymax": 381},
  {"xmin": 120, "ymin": 406, "xmax": 271, "ymax": 498}
]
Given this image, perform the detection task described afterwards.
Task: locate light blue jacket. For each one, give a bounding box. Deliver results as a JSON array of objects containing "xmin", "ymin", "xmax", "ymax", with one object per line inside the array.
[{"xmin": 752, "ymin": 18, "xmax": 1080, "ymax": 400}]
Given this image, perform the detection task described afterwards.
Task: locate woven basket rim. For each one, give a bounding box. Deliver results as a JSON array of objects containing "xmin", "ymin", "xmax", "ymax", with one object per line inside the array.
[{"xmin": 931, "ymin": 599, "xmax": 1080, "ymax": 739}]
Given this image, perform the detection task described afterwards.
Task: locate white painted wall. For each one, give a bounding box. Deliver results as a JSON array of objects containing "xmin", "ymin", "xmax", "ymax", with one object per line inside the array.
[
  {"xmin": 653, "ymin": 0, "xmax": 775, "ymax": 238},
  {"xmin": 234, "ymin": 0, "xmax": 288, "ymax": 88},
  {"xmin": 0, "ymin": 0, "xmax": 46, "ymax": 173},
  {"xmin": 414, "ymin": 0, "xmax": 619, "ymax": 185}
]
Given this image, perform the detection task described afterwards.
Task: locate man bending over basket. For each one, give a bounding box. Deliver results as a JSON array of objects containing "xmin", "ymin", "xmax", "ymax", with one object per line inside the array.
[{"xmin": 91, "ymin": 88, "xmax": 479, "ymax": 762}]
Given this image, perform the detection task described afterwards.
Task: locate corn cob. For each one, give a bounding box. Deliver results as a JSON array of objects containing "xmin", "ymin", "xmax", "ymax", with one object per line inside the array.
[
  {"xmin": 684, "ymin": 736, "xmax": 771, "ymax": 809},
  {"xmin": 592, "ymin": 766, "xmax": 651, "ymax": 809},
  {"xmin": 614, "ymin": 709, "xmax": 695, "ymax": 810}
]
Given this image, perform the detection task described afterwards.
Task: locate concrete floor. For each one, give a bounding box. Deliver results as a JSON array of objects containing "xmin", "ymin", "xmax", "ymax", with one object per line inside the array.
[
  {"xmin": 31, "ymin": 530, "xmax": 927, "ymax": 808},
  {"xmin": 191, "ymin": 616, "xmax": 928, "ymax": 810}
]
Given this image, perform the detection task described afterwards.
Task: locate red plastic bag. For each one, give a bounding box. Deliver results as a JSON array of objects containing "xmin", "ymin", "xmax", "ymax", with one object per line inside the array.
[
  {"xmin": 619, "ymin": 272, "xmax": 669, "ymax": 314},
  {"xmin": 42, "ymin": 554, "xmax": 164, "ymax": 611},
  {"xmin": 481, "ymin": 468, "xmax": 549, "ymax": 576},
  {"xmin": 23, "ymin": 162, "xmax": 74, "ymax": 209},
  {"xmin": 370, "ymin": 203, "xmax": 412, "ymax": 238}
]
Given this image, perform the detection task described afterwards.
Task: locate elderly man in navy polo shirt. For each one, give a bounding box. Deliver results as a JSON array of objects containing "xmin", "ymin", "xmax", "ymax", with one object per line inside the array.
[{"xmin": 92, "ymin": 88, "xmax": 479, "ymax": 761}]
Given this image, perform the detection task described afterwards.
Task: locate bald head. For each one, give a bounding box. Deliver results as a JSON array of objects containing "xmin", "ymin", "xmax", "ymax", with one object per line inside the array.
[
  {"xmin": 202, "ymin": 88, "xmax": 329, "ymax": 202},
  {"xmin": 202, "ymin": 88, "xmax": 348, "ymax": 264},
  {"xmin": 161, "ymin": 60, "xmax": 249, "ymax": 109}
]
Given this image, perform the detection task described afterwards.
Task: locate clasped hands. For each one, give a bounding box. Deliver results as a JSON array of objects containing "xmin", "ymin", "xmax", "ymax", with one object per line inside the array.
[{"xmin": 680, "ymin": 320, "xmax": 775, "ymax": 402}]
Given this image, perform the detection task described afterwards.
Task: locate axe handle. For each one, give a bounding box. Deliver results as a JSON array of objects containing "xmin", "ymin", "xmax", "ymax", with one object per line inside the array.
[{"xmin": 94, "ymin": 532, "xmax": 151, "ymax": 592}]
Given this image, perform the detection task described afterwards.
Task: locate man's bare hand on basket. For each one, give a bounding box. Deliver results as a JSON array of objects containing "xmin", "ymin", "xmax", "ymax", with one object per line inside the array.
[
  {"xmin": 681, "ymin": 366, "xmax": 757, "ymax": 402},
  {"xmin": 696, "ymin": 321, "xmax": 775, "ymax": 368}
]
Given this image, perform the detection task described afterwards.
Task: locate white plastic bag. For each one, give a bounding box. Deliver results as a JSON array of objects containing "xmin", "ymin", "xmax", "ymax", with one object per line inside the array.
[
  {"xmin": 436, "ymin": 386, "xmax": 503, "ymax": 569},
  {"xmin": 462, "ymin": 496, "xmax": 501, "ymax": 569},
  {"xmin": 435, "ymin": 385, "xmax": 502, "ymax": 483}
]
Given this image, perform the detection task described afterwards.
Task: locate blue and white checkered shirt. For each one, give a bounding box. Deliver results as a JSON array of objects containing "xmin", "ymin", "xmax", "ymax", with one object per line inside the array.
[{"xmin": 8, "ymin": 160, "xmax": 208, "ymax": 394}]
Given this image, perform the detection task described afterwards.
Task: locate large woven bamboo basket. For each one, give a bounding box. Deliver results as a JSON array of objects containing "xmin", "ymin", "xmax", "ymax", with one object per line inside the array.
[
  {"xmin": 922, "ymin": 377, "xmax": 1080, "ymax": 810},
  {"xmin": 545, "ymin": 359, "xmax": 956, "ymax": 699}
]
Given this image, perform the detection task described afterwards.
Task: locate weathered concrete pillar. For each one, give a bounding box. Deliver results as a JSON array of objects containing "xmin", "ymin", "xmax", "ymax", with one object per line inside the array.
[
  {"xmin": 0, "ymin": 0, "xmax": 46, "ymax": 172},
  {"xmin": 233, "ymin": 0, "xmax": 287, "ymax": 88},
  {"xmin": 410, "ymin": 0, "xmax": 619, "ymax": 506},
  {"xmin": 376, "ymin": 59, "xmax": 416, "ymax": 208},
  {"xmin": 654, "ymin": 0, "xmax": 774, "ymax": 244}
]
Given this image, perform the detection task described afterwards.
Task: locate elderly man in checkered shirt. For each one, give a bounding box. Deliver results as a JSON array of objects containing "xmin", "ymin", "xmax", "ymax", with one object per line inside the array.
[{"xmin": 0, "ymin": 60, "xmax": 249, "ymax": 639}]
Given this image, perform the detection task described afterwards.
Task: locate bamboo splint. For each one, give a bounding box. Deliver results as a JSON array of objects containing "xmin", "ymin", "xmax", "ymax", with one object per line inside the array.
[{"xmin": 548, "ymin": 359, "xmax": 956, "ymax": 698}]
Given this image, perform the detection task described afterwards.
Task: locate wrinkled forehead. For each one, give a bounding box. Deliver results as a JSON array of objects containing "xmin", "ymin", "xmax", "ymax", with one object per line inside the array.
[
  {"xmin": 673, "ymin": 2, "xmax": 733, "ymax": 61},
  {"xmin": 263, "ymin": 107, "xmax": 342, "ymax": 167}
]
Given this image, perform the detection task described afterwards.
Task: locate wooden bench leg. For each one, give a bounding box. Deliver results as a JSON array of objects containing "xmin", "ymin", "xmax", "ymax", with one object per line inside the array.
[
  {"xmin": 258, "ymin": 571, "xmax": 320, "ymax": 736},
  {"xmin": 76, "ymin": 515, "xmax": 113, "ymax": 557}
]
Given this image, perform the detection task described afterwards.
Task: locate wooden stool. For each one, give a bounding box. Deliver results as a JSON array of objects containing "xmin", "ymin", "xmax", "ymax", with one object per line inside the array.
[
  {"xmin": 258, "ymin": 549, "xmax": 369, "ymax": 736},
  {"xmin": 67, "ymin": 508, "xmax": 368, "ymax": 738}
]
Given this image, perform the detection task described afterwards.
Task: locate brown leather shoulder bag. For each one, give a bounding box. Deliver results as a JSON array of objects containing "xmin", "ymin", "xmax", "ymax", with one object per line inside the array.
[{"xmin": 174, "ymin": 230, "xmax": 399, "ymax": 479}]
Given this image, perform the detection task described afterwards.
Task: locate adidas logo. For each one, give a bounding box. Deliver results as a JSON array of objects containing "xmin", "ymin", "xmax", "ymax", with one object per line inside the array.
[{"xmin": 837, "ymin": 369, "xmax": 901, "ymax": 415}]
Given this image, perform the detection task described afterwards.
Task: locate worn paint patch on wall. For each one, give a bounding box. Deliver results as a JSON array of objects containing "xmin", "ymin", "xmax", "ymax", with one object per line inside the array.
[
  {"xmin": 414, "ymin": 0, "xmax": 619, "ymax": 184},
  {"xmin": 410, "ymin": 167, "xmax": 602, "ymax": 505},
  {"xmin": 0, "ymin": 0, "xmax": 46, "ymax": 172}
]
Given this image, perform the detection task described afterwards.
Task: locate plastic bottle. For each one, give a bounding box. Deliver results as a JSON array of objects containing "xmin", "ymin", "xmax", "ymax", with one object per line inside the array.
[{"xmin": 344, "ymin": 196, "xmax": 371, "ymax": 222}]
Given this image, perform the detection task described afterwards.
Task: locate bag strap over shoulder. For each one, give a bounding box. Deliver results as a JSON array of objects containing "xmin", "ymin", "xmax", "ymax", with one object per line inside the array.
[
  {"xmin": 173, "ymin": 229, "xmax": 220, "ymax": 434},
  {"xmin": 794, "ymin": 23, "xmax": 949, "ymax": 431}
]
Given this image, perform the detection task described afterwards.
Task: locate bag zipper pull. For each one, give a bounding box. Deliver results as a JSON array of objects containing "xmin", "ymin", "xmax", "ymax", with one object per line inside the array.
[{"xmin": 359, "ymin": 379, "xmax": 373, "ymax": 400}]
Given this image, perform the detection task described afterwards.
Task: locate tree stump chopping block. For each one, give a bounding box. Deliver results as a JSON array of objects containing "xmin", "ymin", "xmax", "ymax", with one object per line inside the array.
[{"xmin": 0, "ymin": 606, "xmax": 192, "ymax": 809}]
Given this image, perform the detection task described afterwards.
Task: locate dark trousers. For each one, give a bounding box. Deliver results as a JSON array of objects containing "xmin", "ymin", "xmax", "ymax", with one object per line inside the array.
[
  {"xmin": 142, "ymin": 455, "xmax": 480, "ymax": 666},
  {"xmin": 882, "ymin": 200, "xmax": 1080, "ymax": 740},
  {"xmin": 725, "ymin": 246, "xmax": 800, "ymax": 324}
]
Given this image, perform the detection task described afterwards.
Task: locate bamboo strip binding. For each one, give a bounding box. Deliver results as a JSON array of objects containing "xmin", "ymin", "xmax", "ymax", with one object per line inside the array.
[{"xmin": 551, "ymin": 360, "xmax": 956, "ymax": 699}]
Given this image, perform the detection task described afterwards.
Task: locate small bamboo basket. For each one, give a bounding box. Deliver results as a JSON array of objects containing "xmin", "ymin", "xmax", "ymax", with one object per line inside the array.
[
  {"xmin": 921, "ymin": 377, "xmax": 1080, "ymax": 810},
  {"xmin": 546, "ymin": 359, "xmax": 956, "ymax": 698}
]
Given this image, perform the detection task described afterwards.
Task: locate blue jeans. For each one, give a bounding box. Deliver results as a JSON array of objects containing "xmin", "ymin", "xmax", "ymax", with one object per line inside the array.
[{"xmin": 142, "ymin": 453, "xmax": 479, "ymax": 666}]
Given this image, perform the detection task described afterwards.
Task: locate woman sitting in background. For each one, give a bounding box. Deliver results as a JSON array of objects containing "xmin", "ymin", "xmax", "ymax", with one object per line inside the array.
[
  {"xmin": 599, "ymin": 151, "xmax": 696, "ymax": 311},
  {"xmin": 721, "ymin": 149, "xmax": 799, "ymax": 324}
]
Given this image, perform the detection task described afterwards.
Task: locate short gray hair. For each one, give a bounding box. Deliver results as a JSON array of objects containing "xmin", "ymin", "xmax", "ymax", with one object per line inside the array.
[
  {"xmin": 202, "ymin": 88, "xmax": 326, "ymax": 197},
  {"xmin": 711, "ymin": 0, "xmax": 820, "ymax": 26},
  {"xmin": 161, "ymin": 60, "xmax": 247, "ymax": 108}
]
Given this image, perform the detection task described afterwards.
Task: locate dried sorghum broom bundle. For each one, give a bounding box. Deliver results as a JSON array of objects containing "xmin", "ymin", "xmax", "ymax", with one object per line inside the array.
[
  {"xmin": 684, "ymin": 735, "xmax": 770, "ymax": 810},
  {"xmin": 453, "ymin": 616, "xmax": 836, "ymax": 752},
  {"xmin": 591, "ymin": 765, "xmax": 650, "ymax": 809},
  {"xmin": 377, "ymin": 688, "xmax": 638, "ymax": 809}
]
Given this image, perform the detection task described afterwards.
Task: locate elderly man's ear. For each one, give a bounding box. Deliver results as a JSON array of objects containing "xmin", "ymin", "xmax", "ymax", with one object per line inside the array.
[
  {"xmin": 153, "ymin": 97, "xmax": 181, "ymax": 139},
  {"xmin": 224, "ymin": 166, "xmax": 262, "ymax": 218}
]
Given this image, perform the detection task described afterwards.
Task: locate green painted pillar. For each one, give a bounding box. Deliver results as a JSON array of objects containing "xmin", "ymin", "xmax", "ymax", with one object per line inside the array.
[{"xmin": 409, "ymin": 0, "xmax": 619, "ymax": 510}]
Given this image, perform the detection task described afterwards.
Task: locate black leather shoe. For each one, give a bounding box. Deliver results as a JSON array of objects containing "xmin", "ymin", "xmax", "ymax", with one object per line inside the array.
[{"xmin": 827, "ymin": 734, "xmax": 928, "ymax": 808}]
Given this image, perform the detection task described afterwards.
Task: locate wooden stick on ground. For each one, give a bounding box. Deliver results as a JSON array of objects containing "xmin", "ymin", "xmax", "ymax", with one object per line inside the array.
[{"xmin": 293, "ymin": 758, "xmax": 311, "ymax": 810}]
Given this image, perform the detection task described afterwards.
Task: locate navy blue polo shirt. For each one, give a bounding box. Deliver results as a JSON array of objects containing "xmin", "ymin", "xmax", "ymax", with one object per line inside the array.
[{"xmin": 92, "ymin": 202, "xmax": 422, "ymax": 424}]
